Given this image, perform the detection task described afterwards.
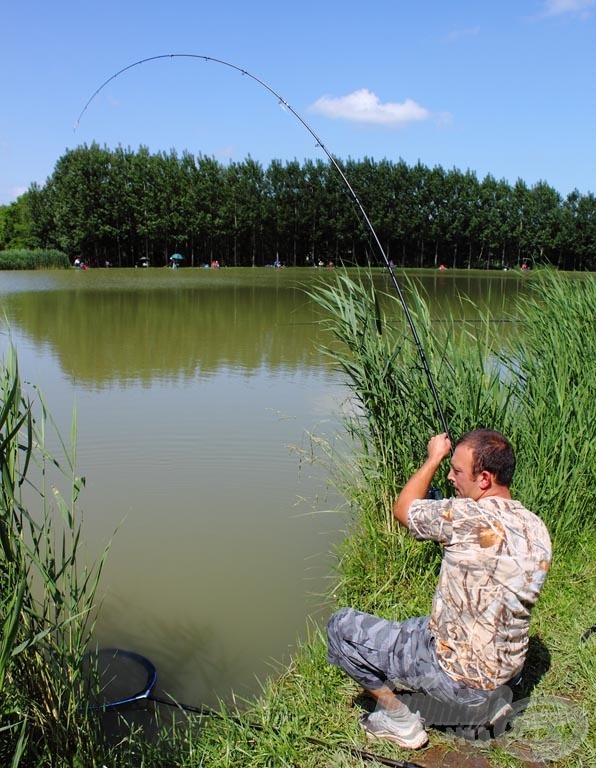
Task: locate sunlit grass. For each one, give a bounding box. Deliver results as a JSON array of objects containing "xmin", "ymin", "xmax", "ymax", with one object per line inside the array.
[{"xmin": 503, "ymin": 271, "xmax": 596, "ymax": 546}]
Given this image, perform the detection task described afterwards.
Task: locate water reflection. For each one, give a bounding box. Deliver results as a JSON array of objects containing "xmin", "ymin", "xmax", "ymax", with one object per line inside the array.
[{"xmin": 1, "ymin": 272, "xmax": 329, "ymax": 385}]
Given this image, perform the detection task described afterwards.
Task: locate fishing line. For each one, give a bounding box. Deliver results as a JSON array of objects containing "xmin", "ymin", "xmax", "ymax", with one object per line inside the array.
[{"xmin": 75, "ymin": 53, "xmax": 451, "ymax": 440}]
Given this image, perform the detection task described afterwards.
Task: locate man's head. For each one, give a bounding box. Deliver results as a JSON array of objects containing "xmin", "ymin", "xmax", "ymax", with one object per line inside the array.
[{"xmin": 447, "ymin": 429, "xmax": 515, "ymax": 499}]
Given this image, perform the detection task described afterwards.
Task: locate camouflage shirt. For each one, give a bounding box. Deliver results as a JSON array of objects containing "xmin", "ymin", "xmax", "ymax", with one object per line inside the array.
[{"xmin": 407, "ymin": 496, "xmax": 552, "ymax": 690}]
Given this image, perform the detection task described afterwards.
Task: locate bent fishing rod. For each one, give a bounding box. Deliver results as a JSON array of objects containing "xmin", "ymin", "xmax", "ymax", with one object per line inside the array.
[{"xmin": 76, "ymin": 53, "xmax": 451, "ymax": 440}]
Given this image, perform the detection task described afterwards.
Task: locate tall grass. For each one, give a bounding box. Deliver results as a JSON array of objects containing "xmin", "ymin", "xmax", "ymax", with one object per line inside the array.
[
  {"xmin": 311, "ymin": 270, "xmax": 594, "ymax": 559},
  {"xmin": 502, "ymin": 271, "xmax": 596, "ymax": 545},
  {"xmin": 309, "ymin": 271, "xmax": 517, "ymax": 611},
  {"xmin": 0, "ymin": 249, "xmax": 70, "ymax": 270},
  {"xmin": 0, "ymin": 345, "xmax": 108, "ymax": 766}
]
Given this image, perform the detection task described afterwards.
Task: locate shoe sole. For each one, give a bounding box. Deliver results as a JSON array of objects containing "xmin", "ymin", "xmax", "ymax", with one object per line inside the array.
[{"xmin": 363, "ymin": 726, "xmax": 429, "ymax": 750}]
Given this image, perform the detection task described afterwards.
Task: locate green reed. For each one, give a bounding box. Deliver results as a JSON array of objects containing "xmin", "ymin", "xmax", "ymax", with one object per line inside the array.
[
  {"xmin": 0, "ymin": 249, "xmax": 70, "ymax": 270},
  {"xmin": 501, "ymin": 270, "xmax": 596, "ymax": 546},
  {"xmin": 311, "ymin": 270, "xmax": 593, "ymax": 576},
  {"xmin": 308, "ymin": 271, "xmax": 518, "ymax": 610},
  {"xmin": 0, "ymin": 345, "xmax": 107, "ymax": 766}
]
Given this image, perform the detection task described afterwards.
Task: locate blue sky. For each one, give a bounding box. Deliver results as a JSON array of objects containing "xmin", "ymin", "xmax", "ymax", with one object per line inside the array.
[{"xmin": 1, "ymin": 0, "xmax": 595, "ymax": 206}]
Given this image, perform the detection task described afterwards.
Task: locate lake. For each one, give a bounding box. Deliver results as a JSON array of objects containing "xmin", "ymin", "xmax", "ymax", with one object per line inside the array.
[{"xmin": 0, "ymin": 266, "xmax": 531, "ymax": 709}]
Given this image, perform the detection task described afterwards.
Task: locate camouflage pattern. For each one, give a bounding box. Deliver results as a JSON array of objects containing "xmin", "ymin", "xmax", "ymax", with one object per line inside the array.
[{"xmin": 407, "ymin": 496, "xmax": 552, "ymax": 689}]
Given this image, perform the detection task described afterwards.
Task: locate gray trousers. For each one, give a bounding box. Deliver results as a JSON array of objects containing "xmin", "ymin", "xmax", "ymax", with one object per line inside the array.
[{"xmin": 327, "ymin": 608, "xmax": 515, "ymax": 727}]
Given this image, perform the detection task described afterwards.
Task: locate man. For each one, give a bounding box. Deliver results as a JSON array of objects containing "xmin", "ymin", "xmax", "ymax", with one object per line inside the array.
[{"xmin": 327, "ymin": 429, "xmax": 552, "ymax": 749}]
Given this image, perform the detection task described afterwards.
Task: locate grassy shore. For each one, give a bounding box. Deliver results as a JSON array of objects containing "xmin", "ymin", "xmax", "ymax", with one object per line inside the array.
[{"xmin": 1, "ymin": 269, "xmax": 594, "ymax": 766}]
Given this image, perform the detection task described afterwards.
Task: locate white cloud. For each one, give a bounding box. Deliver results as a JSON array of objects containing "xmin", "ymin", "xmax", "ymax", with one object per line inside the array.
[
  {"xmin": 308, "ymin": 89, "xmax": 431, "ymax": 126},
  {"xmin": 542, "ymin": 0, "xmax": 596, "ymax": 16}
]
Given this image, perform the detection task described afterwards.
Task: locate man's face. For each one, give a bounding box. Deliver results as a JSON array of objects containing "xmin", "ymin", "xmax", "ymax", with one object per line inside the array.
[{"xmin": 447, "ymin": 444, "xmax": 482, "ymax": 499}]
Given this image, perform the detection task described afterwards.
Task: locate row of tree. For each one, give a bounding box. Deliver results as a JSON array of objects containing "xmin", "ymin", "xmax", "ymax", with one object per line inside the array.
[{"xmin": 1, "ymin": 143, "xmax": 595, "ymax": 269}]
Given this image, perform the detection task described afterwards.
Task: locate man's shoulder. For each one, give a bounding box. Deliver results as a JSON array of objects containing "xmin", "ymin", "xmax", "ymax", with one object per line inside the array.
[
  {"xmin": 479, "ymin": 497, "xmax": 553, "ymax": 553},
  {"xmin": 409, "ymin": 495, "xmax": 487, "ymax": 518},
  {"xmin": 482, "ymin": 496, "xmax": 548, "ymax": 527},
  {"xmin": 410, "ymin": 496, "xmax": 549, "ymax": 534}
]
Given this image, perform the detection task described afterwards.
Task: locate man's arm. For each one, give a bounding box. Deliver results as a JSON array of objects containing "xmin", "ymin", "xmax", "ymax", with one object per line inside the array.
[{"xmin": 393, "ymin": 433, "xmax": 451, "ymax": 527}]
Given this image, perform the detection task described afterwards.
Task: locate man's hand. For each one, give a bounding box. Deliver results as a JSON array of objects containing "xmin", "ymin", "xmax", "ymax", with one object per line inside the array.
[
  {"xmin": 427, "ymin": 433, "xmax": 452, "ymax": 463},
  {"xmin": 393, "ymin": 433, "xmax": 451, "ymax": 527}
]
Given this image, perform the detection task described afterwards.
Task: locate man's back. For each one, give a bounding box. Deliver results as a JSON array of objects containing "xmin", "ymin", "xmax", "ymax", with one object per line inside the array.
[{"xmin": 408, "ymin": 495, "xmax": 552, "ymax": 689}]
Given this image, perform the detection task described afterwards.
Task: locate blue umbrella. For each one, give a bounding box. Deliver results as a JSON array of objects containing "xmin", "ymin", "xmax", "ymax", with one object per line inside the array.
[{"xmin": 170, "ymin": 253, "xmax": 184, "ymax": 261}]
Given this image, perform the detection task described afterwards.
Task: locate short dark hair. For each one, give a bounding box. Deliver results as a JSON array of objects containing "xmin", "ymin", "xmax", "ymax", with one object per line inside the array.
[{"xmin": 456, "ymin": 429, "xmax": 516, "ymax": 487}]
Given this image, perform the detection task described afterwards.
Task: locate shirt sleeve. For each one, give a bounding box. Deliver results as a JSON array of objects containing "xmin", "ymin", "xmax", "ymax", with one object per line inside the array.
[{"xmin": 407, "ymin": 498, "xmax": 455, "ymax": 545}]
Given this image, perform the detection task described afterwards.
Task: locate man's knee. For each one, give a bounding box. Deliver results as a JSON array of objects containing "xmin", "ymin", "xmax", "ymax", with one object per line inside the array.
[{"xmin": 326, "ymin": 607, "xmax": 353, "ymax": 660}]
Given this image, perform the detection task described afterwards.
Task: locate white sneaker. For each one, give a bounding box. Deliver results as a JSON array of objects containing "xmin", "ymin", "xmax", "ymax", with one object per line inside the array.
[{"xmin": 359, "ymin": 707, "xmax": 428, "ymax": 749}]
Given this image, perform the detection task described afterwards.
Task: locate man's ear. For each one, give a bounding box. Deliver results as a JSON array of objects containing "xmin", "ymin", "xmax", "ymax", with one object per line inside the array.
[{"xmin": 478, "ymin": 470, "xmax": 492, "ymax": 490}]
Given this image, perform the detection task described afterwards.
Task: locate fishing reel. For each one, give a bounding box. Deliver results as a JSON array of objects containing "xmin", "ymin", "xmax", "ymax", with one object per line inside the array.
[{"xmin": 426, "ymin": 486, "xmax": 443, "ymax": 500}]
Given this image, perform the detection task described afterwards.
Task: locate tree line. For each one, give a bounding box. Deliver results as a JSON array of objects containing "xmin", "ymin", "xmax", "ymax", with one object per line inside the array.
[{"xmin": 1, "ymin": 143, "xmax": 595, "ymax": 269}]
